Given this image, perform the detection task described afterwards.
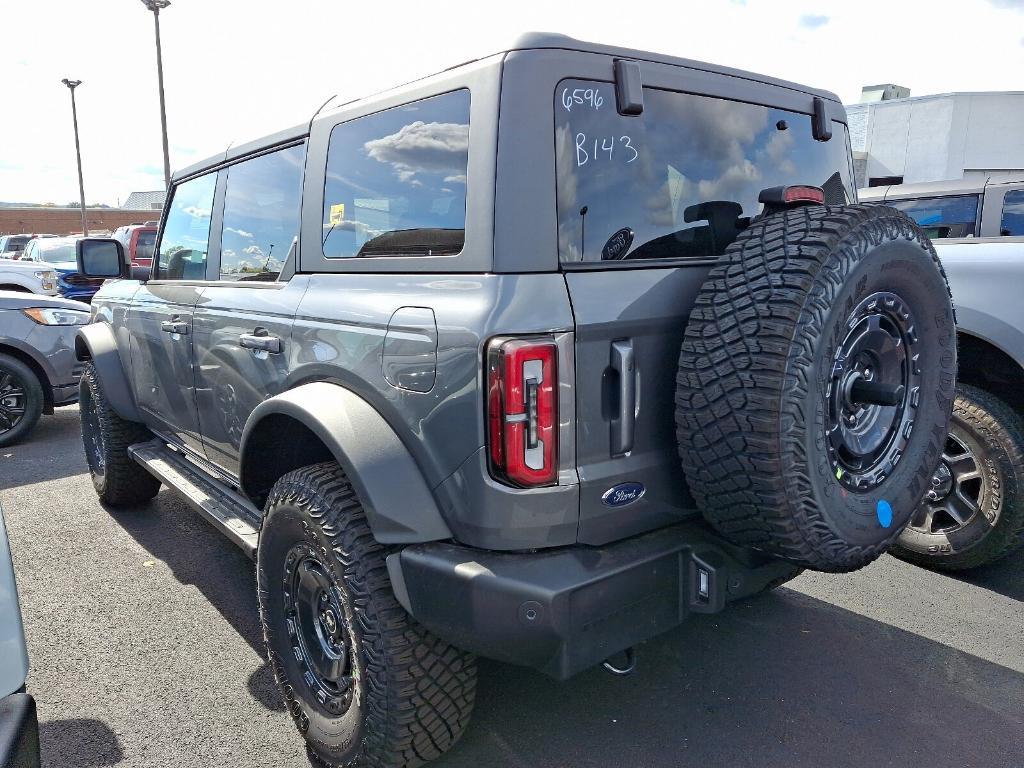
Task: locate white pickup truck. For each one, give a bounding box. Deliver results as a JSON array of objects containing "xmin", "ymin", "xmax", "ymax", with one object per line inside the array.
[
  {"xmin": 861, "ymin": 177, "xmax": 1024, "ymax": 569},
  {"xmin": 0, "ymin": 258, "xmax": 58, "ymax": 296}
]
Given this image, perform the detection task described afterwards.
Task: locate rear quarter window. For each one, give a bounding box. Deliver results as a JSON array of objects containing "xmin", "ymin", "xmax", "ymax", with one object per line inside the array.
[
  {"xmin": 321, "ymin": 89, "xmax": 470, "ymax": 259},
  {"xmin": 882, "ymin": 195, "xmax": 979, "ymax": 238},
  {"xmin": 554, "ymin": 80, "xmax": 854, "ymax": 264},
  {"xmin": 1000, "ymin": 189, "xmax": 1024, "ymax": 236}
]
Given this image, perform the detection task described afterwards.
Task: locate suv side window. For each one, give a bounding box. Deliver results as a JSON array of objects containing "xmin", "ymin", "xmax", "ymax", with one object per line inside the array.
[
  {"xmin": 883, "ymin": 195, "xmax": 979, "ymax": 238},
  {"xmin": 1000, "ymin": 189, "xmax": 1024, "ymax": 236},
  {"xmin": 156, "ymin": 172, "xmax": 217, "ymax": 280},
  {"xmin": 219, "ymin": 143, "xmax": 305, "ymax": 281},
  {"xmin": 321, "ymin": 89, "xmax": 470, "ymax": 259}
]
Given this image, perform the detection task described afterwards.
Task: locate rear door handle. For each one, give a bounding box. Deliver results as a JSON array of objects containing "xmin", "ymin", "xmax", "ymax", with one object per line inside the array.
[
  {"xmin": 160, "ymin": 320, "xmax": 189, "ymax": 335},
  {"xmin": 239, "ymin": 328, "xmax": 281, "ymax": 354},
  {"xmin": 610, "ymin": 339, "xmax": 636, "ymax": 455}
]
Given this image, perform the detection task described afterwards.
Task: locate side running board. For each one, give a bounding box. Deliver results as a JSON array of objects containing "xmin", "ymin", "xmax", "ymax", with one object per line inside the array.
[{"xmin": 128, "ymin": 440, "xmax": 261, "ymax": 558}]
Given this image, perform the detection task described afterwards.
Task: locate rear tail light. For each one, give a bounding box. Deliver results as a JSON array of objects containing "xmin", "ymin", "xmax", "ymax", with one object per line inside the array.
[
  {"xmin": 486, "ymin": 337, "xmax": 558, "ymax": 487},
  {"xmin": 758, "ymin": 184, "xmax": 825, "ymax": 207}
]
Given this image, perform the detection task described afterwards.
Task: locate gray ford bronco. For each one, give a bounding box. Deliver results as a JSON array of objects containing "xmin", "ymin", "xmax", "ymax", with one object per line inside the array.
[{"xmin": 73, "ymin": 34, "xmax": 956, "ymax": 767}]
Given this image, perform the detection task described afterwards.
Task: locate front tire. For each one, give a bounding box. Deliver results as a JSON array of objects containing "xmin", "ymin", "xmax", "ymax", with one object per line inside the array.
[
  {"xmin": 891, "ymin": 385, "xmax": 1024, "ymax": 570},
  {"xmin": 0, "ymin": 353, "xmax": 44, "ymax": 447},
  {"xmin": 80, "ymin": 362, "xmax": 160, "ymax": 506},
  {"xmin": 257, "ymin": 462, "xmax": 476, "ymax": 768}
]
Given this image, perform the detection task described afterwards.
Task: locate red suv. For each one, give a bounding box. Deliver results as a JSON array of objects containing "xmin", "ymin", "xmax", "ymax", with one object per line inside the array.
[{"xmin": 110, "ymin": 223, "xmax": 158, "ymax": 268}]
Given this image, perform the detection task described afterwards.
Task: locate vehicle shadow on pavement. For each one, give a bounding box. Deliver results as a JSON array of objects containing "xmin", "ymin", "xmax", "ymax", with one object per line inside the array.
[
  {"xmin": 39, "ymin": 718, "xmax": 124, "ymax": 767},
  {"xmin": 105, "ymin": 488, "xmax": 287, "ymax": 714},
  {"xmin": 0, "ymin": 406, "xmax": 86, "ymax": 490},
  {"xmin": 947, "ymin": 551, "xmax": 1024, "ymax": 602},
  {"xmin": 437, "ymin": 588, "xmax": 1024, "ymax": 768}
]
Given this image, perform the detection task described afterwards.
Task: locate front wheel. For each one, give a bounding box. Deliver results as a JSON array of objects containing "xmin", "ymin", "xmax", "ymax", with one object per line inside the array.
[
  {"xmin": 80, "ymin": 362, "xmax": 160, "ymax": 506},
  {"xmin": 0, "ymin": 353, "xmax": 44, "ymax": 447},
  {"xmin": 891, "ymin": 385, "xmax": 1024, "ymax": 570},
  {"xmin": 257, "ymin": 462, "xmax": 476, "ymax": 768}
]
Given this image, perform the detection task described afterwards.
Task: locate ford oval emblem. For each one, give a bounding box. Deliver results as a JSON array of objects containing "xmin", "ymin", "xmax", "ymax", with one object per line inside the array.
[
  {"xmin": 601, "ymin": 227, "xmax": 634, "ymax": 261},
  {"xmin": 601, "ymin": 482, "xmax": 646, "ymax": 507}
]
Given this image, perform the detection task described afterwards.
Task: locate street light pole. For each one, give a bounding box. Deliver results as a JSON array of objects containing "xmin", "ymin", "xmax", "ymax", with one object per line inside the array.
[
  {"xmin": 141, "ymin": 0, "xmax": 172, "ymax": 191},
  {"xmin": 61, "ymin": 78, "xmax": 88, "ymax": 236}
]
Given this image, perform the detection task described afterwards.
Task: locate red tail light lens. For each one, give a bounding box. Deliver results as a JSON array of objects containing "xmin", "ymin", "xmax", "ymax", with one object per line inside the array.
[
  {"xmin": 486, "ymin": 337, "xmax": 558, "ymax": 487},
  {"xmin": 783, "ymin": 185, "xmax": 825, "ymax": 205}
]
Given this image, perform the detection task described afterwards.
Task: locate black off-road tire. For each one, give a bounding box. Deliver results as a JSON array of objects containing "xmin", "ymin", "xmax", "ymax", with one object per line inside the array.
[
  {"xmin": 677, "ymin": 204, "xmax": 957, "ymax": 572},
  {"xmin": 891, "ymin": 385, "xmax": 1024, "ymax": 570},
  {"xmin": 0, "ymin": 353, "xmax": 44, "ymax": 447},
  {"xmin": 80, "ymin": 362, "xmax": 160, "ymax": 506},
  {"xmin": 257, "ymin": 462, "xmax": 477, "ymax": 768}
]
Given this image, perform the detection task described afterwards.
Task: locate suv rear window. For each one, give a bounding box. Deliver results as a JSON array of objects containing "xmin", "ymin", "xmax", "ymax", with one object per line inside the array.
[
  {"xmin": 5, "ymin": 236, "xmax": 28, "ymax": 252},
  {"xmin": 321, "ymin": 89, "xmax": 470, "ymax": 259},
  {"xmin": 881, "ymin": 195, "xmax": 979, "ymax": 238},
  {"xmin": 555, "ymin": 80, "xmax": 854, "ymax": 263},
  {"xmin": 135, "ymin": 229, "xmax": 156, "ymax": 260}
]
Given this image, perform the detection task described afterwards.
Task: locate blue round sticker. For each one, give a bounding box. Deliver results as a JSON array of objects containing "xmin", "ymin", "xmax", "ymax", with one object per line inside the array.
[{"xmin": 876, "ymin": 499, "xmax": 893, "ymax": 528}]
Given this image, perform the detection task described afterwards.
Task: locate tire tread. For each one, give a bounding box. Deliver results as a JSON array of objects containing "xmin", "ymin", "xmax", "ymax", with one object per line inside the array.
[
  {"xmin": 259, "ymin": 462, "xmax": 476, "ymax": 768},
  {"xmin": 676, "ymin": 204, "xmax": 954, "ymax": 572}
]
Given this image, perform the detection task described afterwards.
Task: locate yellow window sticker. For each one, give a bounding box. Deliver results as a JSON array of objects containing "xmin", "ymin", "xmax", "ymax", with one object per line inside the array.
[{"xmin": 329, "ymin": 203, "xmax": 346, "ymax": 225}]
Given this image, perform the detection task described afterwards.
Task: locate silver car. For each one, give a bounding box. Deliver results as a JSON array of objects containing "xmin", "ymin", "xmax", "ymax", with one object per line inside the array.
[
  {"xmin": 0, "ymin": 291, "xmax": 89, "ymax": 446},
  {"xmin": 0, "ymin": 500, "xmax": 39, "ymax": 766}
]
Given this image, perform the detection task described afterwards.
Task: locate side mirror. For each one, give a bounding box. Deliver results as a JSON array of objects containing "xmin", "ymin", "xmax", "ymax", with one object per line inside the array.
[{"xmin": 76, "ymin": 238, "xmax": 129, "ymax": 279}]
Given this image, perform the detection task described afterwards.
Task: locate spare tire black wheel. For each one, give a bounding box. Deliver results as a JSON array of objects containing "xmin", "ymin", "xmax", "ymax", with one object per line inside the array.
[{"xmin": 676, "ymin": 204, "xmax": 956, "ymax": 572}]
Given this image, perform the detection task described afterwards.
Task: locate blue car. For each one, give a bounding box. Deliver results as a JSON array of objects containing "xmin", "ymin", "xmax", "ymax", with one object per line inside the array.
[
  {"xmin": 52, "ymin": 261, "xmax": 105, "ymax": 303},
  {"xmin": 21, "ymin": 237, "xmax": 106, "ymax": 302}
]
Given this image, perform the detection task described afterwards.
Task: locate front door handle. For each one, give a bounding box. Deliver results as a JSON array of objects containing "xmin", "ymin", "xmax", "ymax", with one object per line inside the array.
[
  {"xmin": 160, "ymin": 320, "xmax": 189, "ymax": 335},
  {"xmin": 610, "ymin": 339, "xmax": 636, "ymax": 455},
  {"xmin": 239, "ymin": 328, "xmax": 281, "ymax": 354}
]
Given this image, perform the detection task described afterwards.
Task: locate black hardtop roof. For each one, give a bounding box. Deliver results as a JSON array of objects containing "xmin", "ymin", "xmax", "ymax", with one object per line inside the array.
[{"xmin": 173, "ymin": 32, "xmax": 842, "ymax": 182}]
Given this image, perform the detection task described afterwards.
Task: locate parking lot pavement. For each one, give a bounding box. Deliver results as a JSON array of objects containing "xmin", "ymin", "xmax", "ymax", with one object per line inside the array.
[{"xmin": 2, "ymin": 406, "xmax": 1022, "ymax": 768}]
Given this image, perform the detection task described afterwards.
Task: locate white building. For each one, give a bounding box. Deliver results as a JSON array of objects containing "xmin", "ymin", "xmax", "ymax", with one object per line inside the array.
[{"xmin": 846, "ymin": 87, "xmax": 1024, "ymax": 189}]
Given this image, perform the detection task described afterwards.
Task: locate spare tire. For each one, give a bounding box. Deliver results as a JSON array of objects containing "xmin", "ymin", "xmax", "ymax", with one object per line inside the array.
[{"xmin": 676, "ymin": 204, "xmax": 956, "ymax": 572}]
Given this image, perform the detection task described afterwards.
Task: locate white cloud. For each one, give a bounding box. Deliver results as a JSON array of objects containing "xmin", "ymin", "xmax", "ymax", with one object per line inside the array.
[
  {"xmin": 364, "ymin": 121, "xmax": 468, "ymax": 183},
  {"xmin": 225, "ymin": 227, "xmax": 253, "ymax": 238},
  {"xmin": 243, "ymin": 244, "xmax": 265, "ymax": 256},
  {"xmin": 182, "ymin": 205, "xmax": 211, "ymax": 219}
]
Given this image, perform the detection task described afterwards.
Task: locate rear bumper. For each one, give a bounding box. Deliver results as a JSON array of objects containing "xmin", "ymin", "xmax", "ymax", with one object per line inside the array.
[
  {"xmin": 388, "ymin": 521, "xmax": 798, "ymax": 679},
  {"xmin": 0, "ymin": 692, "xmax": 40, "ymax": 768}
]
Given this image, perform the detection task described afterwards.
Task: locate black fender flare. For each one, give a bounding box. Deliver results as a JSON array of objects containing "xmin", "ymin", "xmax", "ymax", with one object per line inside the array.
[
  {"xmin": 74, "ymin": 323, "xmax": 142, "ymax": 422},
  {"xmin": 240, "ymin": 382, "xmax": 453, "ymax": 544}
]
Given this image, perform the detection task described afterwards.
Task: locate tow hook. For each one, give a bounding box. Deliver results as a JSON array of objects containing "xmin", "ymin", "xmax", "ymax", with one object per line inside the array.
[{"xmin": 602, "ymin": 647, "xmax": 636, "ymax": 676}]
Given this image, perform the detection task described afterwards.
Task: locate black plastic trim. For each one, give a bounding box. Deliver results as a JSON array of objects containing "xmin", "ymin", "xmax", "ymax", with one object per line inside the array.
[
  {"xmin": 614, "ymin": 59, "xmax": 644, "ymax": 115},
  {"xmin": 0, "ymin": 692, "xmax": 40, "ymax": 768},
  {"xmin": 73, "ymin": 323, "xmax": 142, "ymax": 422},
  {"xmin": 240, "ymin": 382, "xmax": 453, "ymax": 544},
  {"xmin": 813, "ymin": 96, "xmax": 833, "ymax": 141},
  {"xmin": 392, "ymin": 521, "xmax": 798, "ymax": 679}
]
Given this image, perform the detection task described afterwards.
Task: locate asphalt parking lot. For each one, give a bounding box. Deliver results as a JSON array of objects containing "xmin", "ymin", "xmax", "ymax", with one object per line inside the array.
[{"xmin": 2, "ymin": 405, "xmax": 1023, "ymax": 768}]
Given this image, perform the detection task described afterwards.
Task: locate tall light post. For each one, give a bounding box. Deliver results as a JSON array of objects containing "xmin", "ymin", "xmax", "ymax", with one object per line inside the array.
[
  {"xmin": 61, "ymin": 78, "xmax": 88, "ymax": 236},
  {"xmin": 141, "ymin": 0, "xmax": 172, "ymax": 191}
]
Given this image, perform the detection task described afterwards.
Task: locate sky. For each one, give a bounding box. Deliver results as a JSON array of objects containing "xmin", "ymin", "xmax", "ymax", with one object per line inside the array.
[{"xmin": 1, "ymin": 0, "xmax": 1023, "ymax": 206}]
